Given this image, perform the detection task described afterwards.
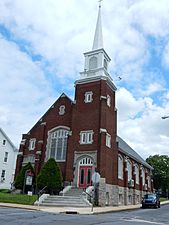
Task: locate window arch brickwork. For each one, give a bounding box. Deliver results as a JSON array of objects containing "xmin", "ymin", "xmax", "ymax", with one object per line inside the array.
[{"xmin": 47, "ymin": 127, "xmax": 69, "ymax": 161}]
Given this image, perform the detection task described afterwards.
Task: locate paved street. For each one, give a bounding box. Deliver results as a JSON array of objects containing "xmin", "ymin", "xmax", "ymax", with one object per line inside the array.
[{"xmin": 0, "ymin": 204, "xmax": 169, "ymax": 225}]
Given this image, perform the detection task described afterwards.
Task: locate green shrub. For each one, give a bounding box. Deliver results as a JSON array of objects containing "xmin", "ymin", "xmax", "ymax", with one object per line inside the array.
[
  {"xmin": 36, "ymin": 158, "xmax": 63, "ymax": 195},
  {"xmin": 14, "ymin": 162, "xmax": 35, "ymax": 190}
]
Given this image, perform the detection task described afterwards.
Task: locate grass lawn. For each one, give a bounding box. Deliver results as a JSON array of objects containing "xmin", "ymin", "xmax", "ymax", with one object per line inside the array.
[
  {"xmin": 160, "ymin": 197, "xmax": 168, "ymax": 202},
  {"xmin": 0, "ymin": 190, "xmax": 38, "ymax": 205}
]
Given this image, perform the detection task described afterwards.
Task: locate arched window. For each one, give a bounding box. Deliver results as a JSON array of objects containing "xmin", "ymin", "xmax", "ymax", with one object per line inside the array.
[
  {"xmin": 107, "ymin": 95, "xmax": 111, "ymax": 107},
  {"xmin": 148, "ymin": 175, "xmax": 151, "ymax": 188},
  {"xmin": 135, "ymin": 164, "xmax": 139, "ymax": 184},
  {"xmin": 127, "ymin": 159, "xmax": 132, "ymax": 181},
  {"xmin": 89, "ymin": 56, "xmax": 97, "ymax": 70},
  {"xmin": 104, "ymin": 59, "xmax": 107, "ymax": 70},
  {"xmin": 59, "ymin": 105, "xmax": 65, "ymax": 115},
  {"xmin": 48, "ymin": 128, "xmax": 69, "ymax": 161},
  {"xmin": 141, "ymin": 167, "xmax": 145, "ymax": 185},
  {"xmin": 118, "ymin": 154, "xmax": 123, "ymax": 179},
  {"xmin": 79, "ymin": 157, "xmax": 93, "ymax": 165}
]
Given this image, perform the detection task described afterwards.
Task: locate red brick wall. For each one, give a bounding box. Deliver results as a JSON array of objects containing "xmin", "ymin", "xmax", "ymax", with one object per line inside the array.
[
  {"xmin": 65, "ymin": 79, "xmax": 118, "ymax": 185},
  {"xmin": 15, "ymin": 95, "xmax": 73, "ymax": 180}
]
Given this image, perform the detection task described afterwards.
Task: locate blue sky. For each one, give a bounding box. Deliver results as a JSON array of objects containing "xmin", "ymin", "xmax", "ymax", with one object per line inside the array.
[{"xmin": 1, "ymin": 0, "xmax": 169, "ymax": 159}]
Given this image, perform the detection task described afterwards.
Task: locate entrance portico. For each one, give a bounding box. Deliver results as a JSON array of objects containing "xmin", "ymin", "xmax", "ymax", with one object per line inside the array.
[
  {"xmin": 73, "ymin": 151, "xmax": 97, "ymax": 188},
  {"xmin": 78, "ymin": 157, "xmax": 93, "ymax": 188}
]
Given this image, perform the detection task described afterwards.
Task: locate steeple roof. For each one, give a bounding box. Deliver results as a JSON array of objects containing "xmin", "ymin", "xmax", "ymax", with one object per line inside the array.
[{"xmin": 92, "ymin": 4, "xmax": 103, "ymax": 51}]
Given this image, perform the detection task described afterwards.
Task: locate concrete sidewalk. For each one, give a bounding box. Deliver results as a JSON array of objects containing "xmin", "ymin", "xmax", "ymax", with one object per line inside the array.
[{"xmin": 0, "ymin": 201, "xmax": 169, "ymax": 215}]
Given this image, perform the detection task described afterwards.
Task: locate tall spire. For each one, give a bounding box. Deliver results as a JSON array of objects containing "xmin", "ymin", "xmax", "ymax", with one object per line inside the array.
[{"xmin": 92, "ymin": 2, "xmax": 103, "ymax": 50}]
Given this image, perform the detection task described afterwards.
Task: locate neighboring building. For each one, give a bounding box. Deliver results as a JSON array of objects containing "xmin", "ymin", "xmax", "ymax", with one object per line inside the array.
[
  {"xmin": 15, "ymin": 5, "xmax": 153, "ymax": 206},
  {"xmin": 0, "ymin": 128, "xmax": 18, "ymax": 189}
]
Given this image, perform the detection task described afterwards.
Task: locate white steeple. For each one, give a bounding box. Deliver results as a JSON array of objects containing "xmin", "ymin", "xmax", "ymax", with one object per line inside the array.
[
  {"xmin": 92, "ymin": 4, "xmax": 103, "ymax": 50},
  {"xmin": 78, "ymin": 1, "xmax": 116, "ymax": 92}
]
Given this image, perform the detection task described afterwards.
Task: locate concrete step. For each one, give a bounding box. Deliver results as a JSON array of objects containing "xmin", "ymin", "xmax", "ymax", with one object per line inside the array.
[
  {"xmin": 64, "ymin": 188, "xmax": 84, "ymax": 196},
  {"xmin": 41, "ymin": 202, "xmax": 89, "ymax": 207},
  {"xmin": 43, "ymin": 198, "xmax": 85, "ymax": 203},
  {"xmin": 38, "ymin": 187, "xmax": 91, "ymax": 207}
]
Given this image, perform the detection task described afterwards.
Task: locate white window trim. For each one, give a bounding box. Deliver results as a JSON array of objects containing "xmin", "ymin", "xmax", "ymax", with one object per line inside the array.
[
  {"xmin": 59, "ymin": 105, "xmax": 65, "ymax": 115},
  {"xmin": 118, "ymin": 154, "xmax": 123, "ymax": 180},
  {"xmin": 80, "ymin": 130, "xmax": 94, "ymax": 144},
  {"xmin": 107, "ymin": 95, "xmax": 111, "ymax": 107},
  {"xmin": 106, "ymin": 133, "xmax": 111, "ymax": 148},
  {"xmin": 127, "ymin": 159, "xmax": 132, "ymax": 181},
  {"xmin": 84, "ymin": 91, "xmax": 93, "ymax": 103},
  {"xmin": 4, "ymin": 152, "xmax": 8, "ymax": 163},
  {"xmin": 141, "ymin": 168, "xmax": 145, "ymax": 185},
  {"xmin": 135, "ymin": 164, "xmax": 140, "ymax": 184},
  {"xmin": 47, "ymin": 128, "xmax": 69, "ymax": 162},
  {"xmin": 29, "ymin": 138, "xmax": 36, "ymax": 151},
  {"xmin": 1, "ymin": 170, "xmax": 5, "ymax": 180}
]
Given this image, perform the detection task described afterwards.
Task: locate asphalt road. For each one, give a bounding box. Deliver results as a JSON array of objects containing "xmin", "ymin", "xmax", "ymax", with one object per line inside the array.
[{"xmin": 0, "ymin": 204, "xmax": 169, "ymax": 225}]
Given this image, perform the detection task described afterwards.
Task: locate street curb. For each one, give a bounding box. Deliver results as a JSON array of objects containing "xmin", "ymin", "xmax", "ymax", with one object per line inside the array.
[{"xmin": 0, "ymin": 200, "xmax": 169, "ymax": 215}]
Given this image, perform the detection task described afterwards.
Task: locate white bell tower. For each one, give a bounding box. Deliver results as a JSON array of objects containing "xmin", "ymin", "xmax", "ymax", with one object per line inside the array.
[{"xmin": 80, "ymin": 3, "xmax": 111, "ymax": 79}]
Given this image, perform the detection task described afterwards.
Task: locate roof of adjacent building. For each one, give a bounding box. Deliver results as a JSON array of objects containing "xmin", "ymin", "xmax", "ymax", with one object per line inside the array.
[
  {"xmin": 0, "ymin": 127, "xmax": 18, "ymax": 151},
  {"xmin": 117, "ymin": 136, "xmax": 153, "ymax": 170}
]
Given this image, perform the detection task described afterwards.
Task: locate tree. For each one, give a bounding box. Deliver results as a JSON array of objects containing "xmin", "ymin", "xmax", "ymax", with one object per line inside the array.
[
  {"xmin": 14, "ymin": 162, "xmax": 34, "ymax": 190},
  {"xmin": 146, "ymin": 155, "xmax": 169, "ymax": 196},
  {"xmin": 36, "ymin": 158, "xmax": 63, "ymax": 195}
]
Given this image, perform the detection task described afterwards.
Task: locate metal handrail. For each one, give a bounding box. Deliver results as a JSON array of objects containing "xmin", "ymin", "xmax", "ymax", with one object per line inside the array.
[{"xmin": 38, "ymin": 186, "xmax": 47, "ymax": 198}]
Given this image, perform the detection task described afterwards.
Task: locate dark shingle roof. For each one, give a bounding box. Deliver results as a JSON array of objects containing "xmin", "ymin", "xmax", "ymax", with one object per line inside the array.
[{"xmin": 117, "ymin": 136, "xmax": 153, "ymax": 170}]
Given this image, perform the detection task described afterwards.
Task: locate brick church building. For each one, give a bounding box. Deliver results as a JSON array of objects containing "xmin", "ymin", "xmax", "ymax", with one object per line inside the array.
[{"xmin": 15, "ymin": 5, "xmax": 153, "ymax": 206}]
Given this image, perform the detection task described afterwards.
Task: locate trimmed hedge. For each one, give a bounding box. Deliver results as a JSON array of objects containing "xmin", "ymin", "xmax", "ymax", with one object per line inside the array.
[
  {"xmin": 14, "ymin": 162, "xmax": 34, "ymax": 190},
  {"xmin": 36, "ymin": 158, "xmax": 63, "ymax": 194}
]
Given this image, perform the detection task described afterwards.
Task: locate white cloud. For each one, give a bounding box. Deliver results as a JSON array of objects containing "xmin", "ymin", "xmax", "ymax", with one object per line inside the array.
[
  {"xmin": 163, "ymin": 41, "xmax": 169, "ymax": 68},
  {"xmin": 0, "ymin": 36, "xmax": 57, "ymax": 146},
  {"xmin": 129, "ymin": 0, "xmax": 169, "ymax": 37},
  {"xmin": 117, "ymin": 87, "xmax": 169, "ymax": 158},
  {"xmin": 0, "ymin": 0, "xmax": 169, "ymax": 160},
  {"xmin": 141, "ymin": 83, "xmax": 165, "ymax": 96}
]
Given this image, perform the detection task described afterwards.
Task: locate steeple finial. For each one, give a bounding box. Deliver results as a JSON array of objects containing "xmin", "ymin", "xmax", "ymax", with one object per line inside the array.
[
  {"xmin": 92, "ymin": 1, "xmax": 103, "ymax": 50},
  {"xmin": 99, "ymin": 0, "xmax": 103, "ymax": 8}
]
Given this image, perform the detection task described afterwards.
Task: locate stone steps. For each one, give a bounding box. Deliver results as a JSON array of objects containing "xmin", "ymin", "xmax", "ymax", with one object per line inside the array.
[{"xmin": 38, "ymin": 188, "xmax": 91, "ymax": 207}]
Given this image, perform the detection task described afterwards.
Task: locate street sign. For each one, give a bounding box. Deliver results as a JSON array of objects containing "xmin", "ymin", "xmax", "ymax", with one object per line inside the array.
[{"xmin": 92, "ymin": 172, "xmax": 100, "ymax": 184}]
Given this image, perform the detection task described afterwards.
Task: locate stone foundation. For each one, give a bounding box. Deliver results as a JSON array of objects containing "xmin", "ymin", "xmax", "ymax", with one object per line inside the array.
[{"xmin": 98, "ymin": 178, "xmax": 144, "ymax": 206}]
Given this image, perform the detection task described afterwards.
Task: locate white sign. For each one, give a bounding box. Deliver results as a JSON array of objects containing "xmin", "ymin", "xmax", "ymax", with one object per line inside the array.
[
  {"xmin": 92, "ymin": 172, "xmax": 100, "ymax": 184},
  {"xmin": 26, "ymin": 176, "xmax": 33, "ymax": 186},
  {"xmin": 27, "ymin": 191, "xmax": 33, "ymax": 196}
]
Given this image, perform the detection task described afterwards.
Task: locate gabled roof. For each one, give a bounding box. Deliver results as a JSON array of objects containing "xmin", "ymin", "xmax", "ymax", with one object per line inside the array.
[
  {"xmin": 59, "ymin": 92, "xmax": 73, "ymax": 103},
  {"xmin": 26, "ymin": 92, "xmax": 73, "ymax": 134},
  {"xmin": 117, "ymin": 136, "xmax": 153, "ymax": 170},
  {"xmin": 0, "ymin": 127, "xmax": 18, "ymax": 152}
]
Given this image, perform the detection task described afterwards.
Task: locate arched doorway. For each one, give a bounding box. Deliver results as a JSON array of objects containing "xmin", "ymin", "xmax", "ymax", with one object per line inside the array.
[{"xmin": 78, "ymin": 157, "xmax": 93, "ymax": 188}]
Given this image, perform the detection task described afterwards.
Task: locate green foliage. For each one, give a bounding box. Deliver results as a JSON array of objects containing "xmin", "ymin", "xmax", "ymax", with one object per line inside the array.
[
  {"xmin": 146, "ymin": 155, "xmax": 169, "ymax": 194},
  {"xmin": 14, "ymin": 162, "xmax": 34, "ymax": 190},
  {"xmin": 0, "ymin": 193, "xmax": 37, "ymax": 205},
  {"xmin": 36, "ymin": 158, "xmax": 63, "ymax": 194}
]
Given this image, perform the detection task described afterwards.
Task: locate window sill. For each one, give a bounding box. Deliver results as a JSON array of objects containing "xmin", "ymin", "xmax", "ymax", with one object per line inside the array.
[
  {"xmin": 80, "ymin": 142, "xmax": 93, "ymax": 145},
  {"xmin": 56, "ymin": 160, "xmax": 66, "ymax": 162}
]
